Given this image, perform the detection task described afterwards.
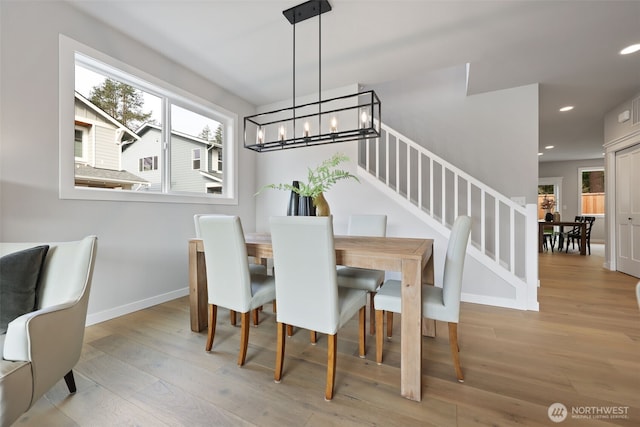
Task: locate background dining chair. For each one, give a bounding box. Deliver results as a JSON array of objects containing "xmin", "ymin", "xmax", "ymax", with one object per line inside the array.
[
  {"xmin": 196, "ymin": 215, "xmax": 276, "ymax": 366},
  {"xmin": 195, "ymin": 214, "xmax": 268, "ymax": 325},
  {"xmin": 566, "ymin": 216, "xmax": 595, "ymax": 254},
  {"xmin": 269, "ymin": 216, "xmax": 367, "ymax": 401},
  {"xmin": 337, "ymin": 214, "xmax": 387, "ymax": 334},
  {"xmin": 374, "ymin": 215, "xmax": 471, "ymax": 382}
]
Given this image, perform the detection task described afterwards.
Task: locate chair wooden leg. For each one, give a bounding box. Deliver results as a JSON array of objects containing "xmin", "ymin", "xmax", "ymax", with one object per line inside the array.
[
  {"xmin": 230, "ymin": 310, "xmax": 237, "ymax": 326},
  {"xmin": 238, "ymin": 312, "xmax": 250, "ymax": 366},
  {"xmin": 325, "ymin": 334, "xmax": 337, "ymax": 401},
  {"xmin": 375, "ymin": 309, "xmax": 384, "ymax": 364},
  {"xmin": 274, "ymin": 322, "xmax": 286, "ymax": 383},
  {"xmin": 359, "ymin": 306, "xmax": 366, "ymax": 358},
  {"xmin": 206, "ymin": 304, "xmax": 217, "ymax": 351},
  {"xmin": 286, "ymin": 324, "xmax": 294, "ymax": 337},
  {"xmin": 64, "ymin": 370, "xmax": 76, "ymax": 393},
  {"xmin": 369, "ymin": 292, "xmax": 377, "ymax": 335},
  {"xmin": 448, "ymin": 322, "xmax": 464, "ymax": 382},
  {"xmin": 386, "ymin": 311, "xmax": 393, "ymax": 339},
  {"xmin": 252, "ymin": 308, "xmax": 259, "ymax": 327},
  {"xmin": 310, "ymin": 330, "xmax": 318, "ymax": 344}
]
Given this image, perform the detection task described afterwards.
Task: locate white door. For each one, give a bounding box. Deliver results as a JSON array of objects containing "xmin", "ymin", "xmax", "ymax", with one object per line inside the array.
[{"xmin": 616, "ymin": 144, "xmax": 640, "ymax": 278}]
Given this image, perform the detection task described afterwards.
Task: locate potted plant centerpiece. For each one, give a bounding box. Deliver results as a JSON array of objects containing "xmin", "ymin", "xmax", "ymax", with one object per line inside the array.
[{"xmin": 258, "ymin": 153, "xmax": 359, "ymax": 216}]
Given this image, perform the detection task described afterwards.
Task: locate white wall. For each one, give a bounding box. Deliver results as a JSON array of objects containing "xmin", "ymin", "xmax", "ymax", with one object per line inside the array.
[
  {"xmin": 365, "ymin": 65, "xmax": 539, "ymax": 203},
  {"xmin": 255, "ymin": 68, "xmax": 539, "ymax": 308},
  {"xmin": 0, "ymin": 1, "xmax": 259, "ymax": 324},
  {"xmin": 538, "ymin": 159, "xmax": 605, "ymax": 243}
]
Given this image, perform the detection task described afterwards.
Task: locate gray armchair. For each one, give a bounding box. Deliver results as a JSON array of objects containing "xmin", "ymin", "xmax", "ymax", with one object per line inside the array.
[{"xmin": 0, "ymin": 236, "xmax": 97, "ymax": 427}]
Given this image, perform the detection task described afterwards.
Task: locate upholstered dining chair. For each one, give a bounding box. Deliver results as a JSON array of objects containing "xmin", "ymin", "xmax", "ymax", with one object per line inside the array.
[
  {"xmin": 195, "ymin": 214, "xmax": 268, "ymax": 326},
  {"xmin": 269, "ymin": 216, "xmax": 367, "ymax": 401},
  {"xmin": 374, "ymin": 215, "xmax": 471, "ymax": 382},
  {"xmin": 337, "ymin": 214, "xmax": 387, "ymax": 334},
  {"xmin": 196, "ymin": 215, "xmax": 276, "ymax": 366}
]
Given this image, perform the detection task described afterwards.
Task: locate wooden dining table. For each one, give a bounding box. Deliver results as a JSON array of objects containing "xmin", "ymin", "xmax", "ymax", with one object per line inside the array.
[
  {"xmin": 188, "ymin": 233, "xmax": 435, "ymax": 402},
  {"xmin": 538, "ymin": 221, "xmax": 587, "ymax": 255}
]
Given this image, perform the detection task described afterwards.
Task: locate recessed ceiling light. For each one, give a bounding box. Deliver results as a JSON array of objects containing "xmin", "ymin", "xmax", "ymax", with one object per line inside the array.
[
  {"xmin": 559, "ymin": 106, "xmax": 574, "ymax": 112},
  {"xmin": 538, "ymin": 152, "xmax": 543, "ymax": 156},
  {"xmin": 620, "ymin": 43, "xmax": 640, "ymax": 55},
  {"xmin": 545, "ymin": 145, "xmax": 554, "ymax": 149}
]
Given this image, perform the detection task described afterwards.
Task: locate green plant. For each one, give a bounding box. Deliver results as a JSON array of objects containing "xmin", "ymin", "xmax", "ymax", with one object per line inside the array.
[{"xmin": 257, "ymin": 153, "xmax": 359, "ymax": 199}]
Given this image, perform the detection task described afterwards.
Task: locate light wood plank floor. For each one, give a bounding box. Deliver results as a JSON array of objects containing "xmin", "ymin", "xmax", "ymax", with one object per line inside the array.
[{"xmin": 14, "ymin": 245, "xmax": 639, "ymax": 426}]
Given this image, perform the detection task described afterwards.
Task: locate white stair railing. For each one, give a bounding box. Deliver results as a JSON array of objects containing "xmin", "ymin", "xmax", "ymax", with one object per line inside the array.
[{"xmin": 357, "ymin": 122, "xmax": 538, "ymax": 310}]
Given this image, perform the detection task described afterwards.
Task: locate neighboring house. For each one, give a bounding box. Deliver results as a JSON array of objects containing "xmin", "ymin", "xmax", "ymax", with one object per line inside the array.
[
  {"xmin": 122, "ymin": 123, "xmax": 223, "ymax": 194},
  {"xmin": 74, "ymin": 92, "xmax": 149, "ymax": 190}
]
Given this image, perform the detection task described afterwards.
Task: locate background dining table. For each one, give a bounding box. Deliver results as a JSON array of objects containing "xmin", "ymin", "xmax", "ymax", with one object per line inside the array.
[
  {"xmin": 188, "ymin": 233, "xmax": 435, "ymax": 402},
  {"xmin": 538, "ymin": 221, "xmax": 587, "ymax": 255}
]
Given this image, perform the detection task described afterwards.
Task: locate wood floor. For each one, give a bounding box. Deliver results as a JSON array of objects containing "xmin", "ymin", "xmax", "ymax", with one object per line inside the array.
[{"xmin": 14, "ymin": 245, "xmax": 639, "ymax": 426}]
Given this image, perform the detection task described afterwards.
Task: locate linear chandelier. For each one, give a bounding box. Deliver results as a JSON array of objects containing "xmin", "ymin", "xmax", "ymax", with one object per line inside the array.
[{"xmin": 244, "ymin": 0, "xmax": 381, "ymax": 152}]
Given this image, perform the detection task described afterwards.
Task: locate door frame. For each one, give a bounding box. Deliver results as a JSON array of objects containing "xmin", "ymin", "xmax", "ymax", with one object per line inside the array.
[{"xmin": 604, "ymin": 129, "xmax": 640, "ymax": 271}]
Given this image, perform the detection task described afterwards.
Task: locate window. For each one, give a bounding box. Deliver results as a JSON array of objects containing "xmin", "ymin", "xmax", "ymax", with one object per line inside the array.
[
  {"xmin": 60, "ymin": 35, "xmax": 237, "ymax": 204},
  {"xmin": 579, "ymin": 167, "xmax": 605, "ymax": 215},
  {"xmin": 139, "ymin": 156, "xmax": 158, "ymax": 171},
  {"xmin": 192, "ymin": 149, "xmax": 201, "ymax": 170},
  {"xmin": 74, "ymin": 127, "xmax": 85, "ymax": 160}
]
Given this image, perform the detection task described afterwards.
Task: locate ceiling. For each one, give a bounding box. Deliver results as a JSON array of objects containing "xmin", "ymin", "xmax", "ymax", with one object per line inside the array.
[{"xmin": 67, "ymin": 0, "xmax": 640, "ymax": 163}]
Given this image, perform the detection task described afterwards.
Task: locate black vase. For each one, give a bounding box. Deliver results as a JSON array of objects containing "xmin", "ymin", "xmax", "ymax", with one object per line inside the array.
[
  {"xmin": 298, "ymin": 196, "xmax": 316, "ymax": 216},
  {"xmin": 545, "ymin": 212, "xmax": 554, "ymax": 222},
  {"xmin": 287, "ymin": 181, "xmax": 300, "ymax": 216}
]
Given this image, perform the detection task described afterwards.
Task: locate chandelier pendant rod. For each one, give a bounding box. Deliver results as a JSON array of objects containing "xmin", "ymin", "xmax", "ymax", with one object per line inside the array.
[
  {"xmin": 292, "ymin": 18, "xmax": 296, "ymax": 141},
  {"xmin": 318, "ymin": 2, "xmax": 322, "ymax": 134}
]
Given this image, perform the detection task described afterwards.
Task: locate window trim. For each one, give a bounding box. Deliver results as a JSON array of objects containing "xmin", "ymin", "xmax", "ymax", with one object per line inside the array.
[
  {"xmin": 59, "ymin": 35, "xmax": 238, "ymax": 205},
  {"xmin": 578, "ymin": 166, "xmax": 605, "ymax": 217}
]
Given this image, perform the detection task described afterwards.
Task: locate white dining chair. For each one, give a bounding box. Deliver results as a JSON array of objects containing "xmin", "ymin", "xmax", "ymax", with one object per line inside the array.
[
  {"xmin": 337, "ymin": 214, "xmax": 387, "ymax": 335},
  {"xmin": 269, "ymin": 216, "xmax": 367, "ymax": 401},
  {"xmin": 196, "ymin": 215, "xmax": 276, "ymax": 366},
  {"xmin": 374, "ymin": 215, "xmax": 471, "ymax": 382},
  {"xmin": 195, "ymin": 213, "xmax": 268, "ymax": 326}
]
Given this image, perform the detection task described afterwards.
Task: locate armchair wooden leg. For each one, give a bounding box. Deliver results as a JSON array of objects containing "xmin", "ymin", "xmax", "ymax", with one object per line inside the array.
[
  {"xmin": 359, "ymin": 306, "xmax": 366, "ymax": 358},
  {"xmin": 238, "ymin": 312, "xmax": 250, "ymax": 366},
  {"xmin": 325, "ymin": 334, "xmax": 337, "ymax": 401},
  {"xmin": 274, "ymin": 322, "xmax": 286, "ymax": 383},
  {"xmin": 230, "ymin": 310, "xmax": 237, "ymax": 326},
  {"xmin": 310, "ymin": 330, "xmax": 318, "ymax": 344},
  {"xmin": 286, "ymin": 324, "xmax": 294, "ymax": 337},
  {"xmin": 64, "ymin": 370, "xmax": 76, "ymax": 393},
  {"xmin": 206, "ymin": 304, "xmax": 217, "ymax": 351},
  {"xmin": 386, "ymin": 311, "xmax": 393, "ymax": 339},
  {"xmin": 375, "ymin": 309, "xmax": 384, "ymax": 364},
  {"xmin": 448, "ymin": 322, "xmax": 464, "ymax": 382}
]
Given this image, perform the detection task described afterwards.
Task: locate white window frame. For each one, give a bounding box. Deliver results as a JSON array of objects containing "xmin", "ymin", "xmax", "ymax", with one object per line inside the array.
[
  {"xmin": 59, "ymin": 35, "xmax": 237, "ymax": 205},
  {"xmin": 578, "ymin": 166, "xmax": 605, "ymax": 217}
]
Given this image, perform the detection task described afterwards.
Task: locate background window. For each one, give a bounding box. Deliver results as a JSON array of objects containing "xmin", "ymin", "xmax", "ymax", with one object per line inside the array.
[{"xmin": 579, "ymin": 168, "xmax": 605, "ymax": 215}]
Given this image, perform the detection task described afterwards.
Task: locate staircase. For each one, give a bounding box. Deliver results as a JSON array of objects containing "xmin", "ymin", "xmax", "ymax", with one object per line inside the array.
[{"xmin": 357, "ymin": 122, "xmax": 539, "ymax": 310}]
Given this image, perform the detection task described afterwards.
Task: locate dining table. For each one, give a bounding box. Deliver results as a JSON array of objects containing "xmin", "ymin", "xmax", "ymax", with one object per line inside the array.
[
  {"xmin": 538, "ymin": 221, "xmax": 587, "ymax": 255},
  {"xmin": 188, "ymin": 233, "xmax": 435, "ymax": 402}
]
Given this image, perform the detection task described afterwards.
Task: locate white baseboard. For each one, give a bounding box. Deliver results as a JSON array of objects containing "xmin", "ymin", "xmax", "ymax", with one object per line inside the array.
[{"xmin": 86, "ymin": 287, "xmax": 189, "ymax": 326}]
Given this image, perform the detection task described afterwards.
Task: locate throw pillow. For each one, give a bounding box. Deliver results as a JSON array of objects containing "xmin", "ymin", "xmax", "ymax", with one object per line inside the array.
[{"xmin": 0, "ymin": 245, "xmax": 49, "ymax": 334}]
